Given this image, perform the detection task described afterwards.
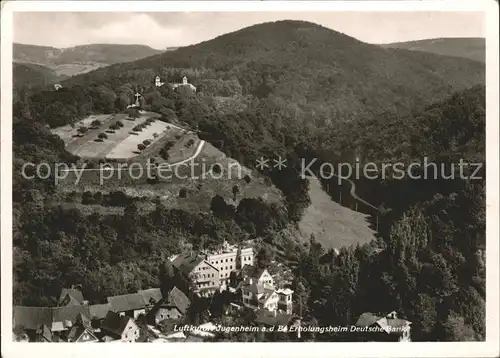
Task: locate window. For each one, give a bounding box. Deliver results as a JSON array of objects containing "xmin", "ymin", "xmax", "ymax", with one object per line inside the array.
[
  {"xmin": 230, "ymin": 266, "xmax": 232, "ymax": 269},
  {"xmin": 230, "ymin": 258, "xmax": 233, "ymax": 262}
]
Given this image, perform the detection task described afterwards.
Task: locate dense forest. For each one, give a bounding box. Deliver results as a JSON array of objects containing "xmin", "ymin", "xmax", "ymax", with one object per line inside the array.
[{"xmin": 12, "ymin": 20, "xmax": 485, "ymax": 342}]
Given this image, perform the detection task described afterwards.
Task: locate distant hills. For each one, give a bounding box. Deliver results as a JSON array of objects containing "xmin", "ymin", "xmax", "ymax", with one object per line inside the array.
[
  {"xmin": 380, "ymin": 37, "xmax": 485, "ymax": 63},
  {"xmin": 13, "ymin": 43, "xmax": 164, "ymax": 80},
  {"xmin": 63, "ymin": 20, "xmax": 484, "ymax": 121},
  {"xmin": 13, "ymin": 62, "xmax": 66, "ymax": 89}
]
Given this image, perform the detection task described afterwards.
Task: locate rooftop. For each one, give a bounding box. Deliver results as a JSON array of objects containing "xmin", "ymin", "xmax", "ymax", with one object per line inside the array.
[
  {"xmin": 107, "ymin": 293, "xmax": 146, "ymax": 312},
  {"xmin": 101, "ymin": 311, "xmax": 134, "ymax": 337}
]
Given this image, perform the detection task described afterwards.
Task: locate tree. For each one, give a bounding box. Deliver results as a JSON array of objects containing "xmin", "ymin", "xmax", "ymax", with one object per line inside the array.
[
  {"xmin": 77, "ymin": 126, "xmax": 88, "ymax": 135},
  {"xmin": 442, "ymin": 312, "xmax": 476, "ymax": 341},
  {"xmin": 159, "ymin": 261, "xmax": 176, "ymax": 296},
  {"xmin": 256, "ymin": 246, "xmax": 273, "ymax": 268},
  {"xmin": 98, "ymin": 133, "xmax": 108, "ymax": 140},
  {"xmin": 91, "ymin": 120, "xmax": 102, "ymax": 128},
  {"xmin": 137, "ymin": 143, "xmax": 146, "ymax": 151}
]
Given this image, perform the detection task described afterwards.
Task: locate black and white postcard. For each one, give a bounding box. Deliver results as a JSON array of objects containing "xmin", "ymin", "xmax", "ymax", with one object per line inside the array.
[{"xmin": 1, "ymin": 1, "xmax": 499, "ymax": 357}]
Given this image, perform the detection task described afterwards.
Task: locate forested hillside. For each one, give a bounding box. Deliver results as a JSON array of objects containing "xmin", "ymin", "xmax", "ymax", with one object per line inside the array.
[
  {"xmin": 14, "ymin": 43, "xmax": 163, "ymax": 66},
  {"xmin": 13, "ymin": 63, "xmax": 66, "ymax": 100},
  {"xmin": 381, "ymin": 37, "xmax": 485, "ymax": 63}
]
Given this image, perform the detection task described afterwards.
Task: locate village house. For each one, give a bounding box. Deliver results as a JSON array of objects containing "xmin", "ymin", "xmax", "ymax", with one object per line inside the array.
[
  {"xmin": 239, "ymin": 265, "xmax": 294, "ymax": 314},
  {"xmin": 35, "ymin": 324, "xmax": 55, "ymax": 342},
  {"xmin": 138, "ymin": 288, "xmax": 163, "ymax": 309},
  {"xmin": 147, "ymin": 287, "xmax": 191, "ymax": 325},
  {"xmin": 171, "ymin": 252, "xmax": 220, "ymax": 296},
  {"xmin": 58, "ymin": 287, "xmax": 87, "ymax": 307},
  {"xmin": 100, "ymin": 311, "xmax": 140, "ymax": 342},
  {"xmin": 89, "ymin": 303, "xmax": 111, "ymax": 324},
  {"xmin": 203, "ymin": 241, "xmax": 254, "ymax": 287},
  {"xmin": 13, "ymin": 304, "xmax": 92, "ymax": 341},
  {"xmin": 106, "ymin": 293, "xmax": 147, "ymax": 319},
  {"xmin": 354, "ymin": 311, "xmax": 412, "ymax": 342},
  {"xmin": 66, "ymin": 313, "xmax": 99, "ymax": 343}
]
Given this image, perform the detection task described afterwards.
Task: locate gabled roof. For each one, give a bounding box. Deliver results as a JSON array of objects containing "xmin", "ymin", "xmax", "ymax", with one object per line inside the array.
[
  {"xmin": 138, "ymin": 288, "xmax": 163, "ymax": 306},
  {"xmin": 355, "ymin": 312, "xmax": 411, "ymax": 335},
  {"xmin": 355, "ymin": 312, "xmax": 380, "ymax": 327},
  {"xmin": 14, "ymin": 307, "xmax": 53, "ymax": 330},
  {"xmin": 241, "ymin": 265, "xmax": 267, "ymax": 280},
  {"xmin": 67, "ymin": 325, "xmax": 98, "ymax": 342},
  {"xmin": 52, "ymin": 306, "xmax": 90, "ymax": 324},
  {"xmin": 242, "ymin": 282, "xmax": 266, "ymax": 295},
  {"xmin": 101, "ymin": 311, "xmax": 135, "ymax": 337},
  {"xmin": 165, "ymin": 287, "xmax": 190, "ymax": 314},
  {"xmin": 14, "ymin": 305, "xmax": 90, "ymax": 331},
  {"xmin": 58, "ymin": 288, "xmax": 85, "ymax": 306},
  {"xmin": 172, "ymin": 252, "xmax": 216, "ymax": 275},
  {"xmin": 148, "ymin": 287, "xmax": 191, "ymax": 321},
  {"xmin": 36, "ymin": 324, "xmax": 53, "ymax": 342},
  {"xmin": 107, "ymin": 293, "xmax": 146, "ymax": 312},
  {"xmin": 89, "ymin": 303, "xmax": 111, "ymax": 320}
]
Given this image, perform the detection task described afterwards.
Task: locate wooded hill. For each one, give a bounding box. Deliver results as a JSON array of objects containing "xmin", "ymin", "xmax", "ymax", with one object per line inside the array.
[
  {"xmin": 380, "ymin": 37, "xmax": 485, "ymax": 63},
  {"xmin": 14, "ymin": 43, "xmax": 163, "ymax": 66}
]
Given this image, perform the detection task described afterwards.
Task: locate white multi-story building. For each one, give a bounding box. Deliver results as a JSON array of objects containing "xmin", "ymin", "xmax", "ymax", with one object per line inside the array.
[
  {"xmin": 203, "ymin": 241, "xmax": 254, "ymax": 286},
  {"xmin": 240, "ymin": 266, "xmax": 294, "ymax": 314}
]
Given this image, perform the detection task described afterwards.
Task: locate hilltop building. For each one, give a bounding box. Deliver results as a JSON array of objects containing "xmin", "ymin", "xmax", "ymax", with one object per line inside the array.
[
  {"xmin": 203, "ymin": 241, "xmax": 254, "ymax": 287},
  {"xmin": 155, "ymin": 75, "xmax": 165, "ymax": 87}
]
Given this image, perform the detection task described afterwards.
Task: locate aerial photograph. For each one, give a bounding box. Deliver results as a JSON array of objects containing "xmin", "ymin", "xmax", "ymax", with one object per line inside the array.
[{"xmin": 7, "ymin": 9, "xmax": 490, "ymax": 345}]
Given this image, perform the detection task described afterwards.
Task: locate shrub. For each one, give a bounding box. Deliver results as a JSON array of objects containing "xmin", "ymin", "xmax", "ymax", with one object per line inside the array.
[
  {"xmin": 153, "ymin": 133, "xmax": 159, "ymax": 138},
  {"xmin": 77, "ymin": 126, "xmax": 88, "ymax": 134},
  {"xmin": 244, "ymin": 174, "xmax": 251, "ymax": 183},
  {"xmin": 116, "ymin": 120, "xmax": 124, "ymax": 127},
  {"xmin": 137, "ymin": 143, "xmax": 146, "ymax": 151},
  {"xmin": 143, "ymin": 140, "xmax": 151, "ymax": 146},
  {"xmin": 186, "ymin": 138, "xmax": 195, "ymax": 147},
  {"xmin": 133, "ymin": 125, "xmax": 142, "ymax": 132},
  {"xmin": 98, "ymin": 133, "xmax": 108, "ymax": 139},
  {"xmin": 91, "ymin": 120, "xmax": 102, "ymax": 127}
]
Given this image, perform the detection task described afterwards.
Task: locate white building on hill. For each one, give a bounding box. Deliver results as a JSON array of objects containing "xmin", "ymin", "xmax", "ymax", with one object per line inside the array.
[
  {"xmin": 203, "ymin": 241, "xmax": 254, "ymax": 286},
  {"xmin": 172, "ymin": 76, "xmax": 196, "ymax": 92}
]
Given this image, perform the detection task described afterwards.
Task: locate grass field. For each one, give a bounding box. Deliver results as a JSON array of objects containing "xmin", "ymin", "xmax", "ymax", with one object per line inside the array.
[{"xmin": 298, "ymin": 175, "xmax": 376, "ymax": 250}]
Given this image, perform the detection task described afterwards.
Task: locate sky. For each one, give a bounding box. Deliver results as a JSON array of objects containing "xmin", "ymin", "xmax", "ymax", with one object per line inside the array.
[{"xmin": 13, "ymin": 12, "xmax": 485, "ymax": 49}]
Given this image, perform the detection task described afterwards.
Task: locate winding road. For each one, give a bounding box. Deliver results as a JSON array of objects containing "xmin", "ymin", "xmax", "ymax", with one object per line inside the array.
[{"xmin": 330, "ymin": 173, "xmax": 381, "ymax": 213}]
